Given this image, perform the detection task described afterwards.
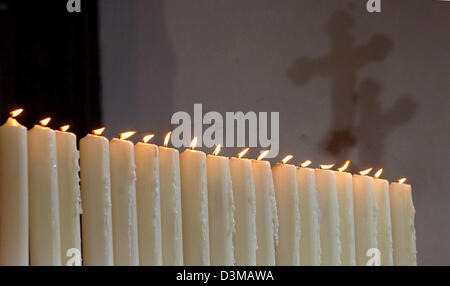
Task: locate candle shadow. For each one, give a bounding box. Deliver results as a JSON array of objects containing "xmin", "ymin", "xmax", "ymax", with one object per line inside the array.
[{"xmin": 287, "ymin": 10, "xmax": 394, "ymax": 163}]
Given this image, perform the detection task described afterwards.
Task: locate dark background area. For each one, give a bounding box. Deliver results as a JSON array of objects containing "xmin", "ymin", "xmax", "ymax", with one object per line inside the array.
[
  {"xmin": 0, "ymin": 0, "xmax": 449, "ymax": 265},
  {"xmin": 0, "ymin": 0, "xmax": 101, "ymax": 134}
]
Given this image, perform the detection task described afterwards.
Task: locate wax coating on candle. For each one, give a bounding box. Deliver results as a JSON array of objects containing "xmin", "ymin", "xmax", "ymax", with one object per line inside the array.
[
  {"xmin": 158, "ymin": 146, "xmax": 183, "ymax": 265},
  {"xmin": 109, "ymin": 138, "xmax": 140, "ymax": 266},
  {"xmin": 55, "ymin": 130, "xmax": 82, "ymax": 265},
  {"xmin": 206, "ymin": 154, "xmax": 235, "ymax": 266},
  {"xmin": 296, "ymin": 167, "xmax": 321, "ymax": 266},
  {"xmin": 374, "ymin": 178, "xmax": 393, "ymax": 266},
  {"xmin": 28, "ymin": 125, "xmax": 62, "ymax": 266},
  {"xmin": 272, "ymin": 163, "xmax": 300, "ymax": 266},
  {"xmin": 80, "ymin": 134, "xmax": 114, "ymax": 266},
  {"xmin": 390, "ymin": 182, "xmax": 417, "ymax": 266},
  {"xmin": 315, "ymin": 168, "xmax": 341, "ymax": 266},
  {"xmin": 0, "ymin": 118, "xmax": 29, "ymax": 265},
  {"xmin": 229, "ymin": 157, "xmax": 257, "ymax": 266},
  {"xmin": 135, "ymin": 142, "xmax": 162, "ymax": 266},
  {"xmin": 180, "ymin": 149, "xmax": 210, "ymax": 266},
  {"xmin": 252, "ymin": 159, "xmax": 278, "ymax": 266}
]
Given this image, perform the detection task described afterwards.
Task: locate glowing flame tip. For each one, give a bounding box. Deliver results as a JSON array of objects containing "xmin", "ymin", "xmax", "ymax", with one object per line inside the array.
[
  {"xmin": 238, "ymin": 148, "xmax": 249, "ymax": 159},
  {"xmin": 398, "ymin": 178, "xmax": 407, "ymax": 184},
  {"xmin": 360, "ymin": 168, "xmax": 373, "ymax": 176},
  {"xmin": 10, "ymin": 109, "xmax": 23, "ymax": 118},
  {"xmin": 282, "ymin": 155, "xmax": 293, "ymax": 164},
  {"xmin": 213, "ymin": 144, "xmax": 221, "ymax": 156},
  {"xmin": 257, "ymin": 150, "xmax": 269, "ymax": 161},
  {"xmin": 120, "ymin": 131, "xmax": 136, "ymax": 140},
  {"xmin": 93, "ymin": 127, "xmax": 105, "ymax": 136},
  {"xmin": 190, "ymin": 137, "xmax": 198, "ymax": 149},
  {"xmin": 40, "ymin": 117, "xmax": 51, "ymax": 126},
  {"xmin": 143, "ymin": 134, "xmax": 154, "ymax": 144},
  {"xmin": 320, "ymin": 163, "xmax": 335, "ymax": 170},
  {"xmin": 164, "ymin": 132, "xmax": 172, "ymax": 147},
  {"xmin": 60, "ymin": 125, "xmax": 70, "ymax": 132},
  {"xmin": 338, "ymin": 160, "xmax": 350, "ymax": 172},
  {"xmin": 374, "ymin": 168, "xmax": 383, "ymax": 178},
  {"xmin": 301, "ymin": 160, "xmax": 312, "ymax": 168}
]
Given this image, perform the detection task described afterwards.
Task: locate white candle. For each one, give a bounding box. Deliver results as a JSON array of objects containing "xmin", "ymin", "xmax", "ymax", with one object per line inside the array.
[
  {"xmin": 180, "ymin": 141, "xmax": 210, "ymax": 266},
  {"xmin": 229, "ymin": 151, "xmax": 257, "ymax": 266},
  {"xmin": 296, "ymin": 163, "xmax": 321, "ymax": 266},
  {"xmin": 135, "ymin": 137, "xmax": 162, "ymax": 266},
  {"xmin": 206, "ymin": 146, "xmax": 235, "ymax": 266},
  {"xmin": 353, "ymin": 172, "xmax": 378, "ymax": 266},
  {"xmin": 272, "ymin": 159, "xmax": 300, "ymax": 266},
  {"xmin": 315, "ymin": 167, "xmax": 341, "ymax": 266},
  {"xmin": 109, "ymin": 133, "xmax": 139, "ymax": 266},
  {"xmin": 80, "ymin": 129, "xmax": 114, "ymax": 266},
  {"xmin": 28, "ymin": 119, "xmax": 61, "ymax": 265},
  {"xmin": 0, "ymin": 112, "xmax": 29, "ymax": 265},
  {"xmin": 374, "ymin": 172, "xmax": 393, "ymax": 266},
  {"xmin": 55, "ymin": 126, "xmax": 82, "ymax": 265},
  {"xmin": 252, "ymin": 154, "xmax": 278, "ymax": 266},
  {"xmin": 390, "ymin": 180, "xmax": 417, "ymax": 266},
  {"xmin": 158, "ymin": 136, "xmax": 183, "ymax": 265},
  {"xmin": 335, "ymin": 164, "xmax": 356, "ymax": 266}
]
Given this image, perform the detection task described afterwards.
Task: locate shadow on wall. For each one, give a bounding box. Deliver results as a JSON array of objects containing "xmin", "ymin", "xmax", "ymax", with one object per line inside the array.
[{"xmin": 287, "ymin": 10, "xmax": 417, "ymax": 171}]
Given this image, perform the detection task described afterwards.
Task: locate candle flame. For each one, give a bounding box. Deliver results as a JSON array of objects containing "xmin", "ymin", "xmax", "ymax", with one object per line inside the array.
[
  {"xmin": 398, "ymin": 177, "xmax": 407, "ymax": 184},
  {"xmin": 374, "ymin": 168, "xmax": 383, "ymax": 178},
  {"xmin": 93, "ymin": 127, "xmax": 105, "ymax": 136},
  {"xmin": 359, "ymin": 168, "xmax": 373, "ymax": 176},
  {"xmin": 164, "ymin": 132, "xmax": 172, "ymax": 147},
  {"xmin": 10, "ymin": 109, "xmax": 23, "ymax": 118},
  {"xmin": 282, "ymin": 155, "xmax": 293, "ymax": 164},
  {"xmin": 338, "ymin": 160, "xmax": 350, "ymax": 172},
  {"xmin": 143, "ymin": 134, "xmax": 154, "ymax": 144},
  {"xmin": 320, "ymin": 163, "xmax": 335, "ymax": 170},
  {"xmin": 120, "ymin": 131, "xmax": 136, "ymax": 140},
  {"xmin": 190, "ymin": 137, "xmax": 198, "ymax": 149},
  {"xmin": 257, "ymin": 150, "xmax": 269, "ymax": 161},
  {"xmin": 213, "ymin": 144, "xmax": 221, "ymax": 156},
  {"xmin": 40, "ymin": 117, "xmax": 51, "ymax": 126},
  {"xmin": 60, "ymin": 125, "xmax": 70, "ymax": 132},
  {"xmin": 238, "ymin": 148, "xmax": 249, "ymax": 159},
  {"xmin": 301, "ymin": 160, "xmax": 312, "ymax": 167}
]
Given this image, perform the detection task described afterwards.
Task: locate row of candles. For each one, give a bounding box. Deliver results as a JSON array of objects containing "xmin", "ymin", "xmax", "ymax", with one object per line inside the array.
[{"xmin": 0, "ymin": 109, "xmax": 416, "ymax": 266}]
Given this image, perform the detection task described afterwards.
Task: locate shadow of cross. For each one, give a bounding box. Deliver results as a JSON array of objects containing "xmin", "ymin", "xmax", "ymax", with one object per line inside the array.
[
  {"xmin": 287, "ymin": 10, "xmax": 393, "ymax": 159},
  {"xmin": 355, "ymin": 79, "xmax": 418, "ymax": 171}
]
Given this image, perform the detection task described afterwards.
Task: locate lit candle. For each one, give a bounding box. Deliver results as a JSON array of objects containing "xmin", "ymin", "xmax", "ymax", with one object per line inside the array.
[
  {"xmin": 272, "ymin": 155, "xmax": 300, "ymax": 266},
  {"xmin": 135, "ymin": 134, "xmax": 162, "ymax": 266},
  {"xmin": 180, "ymin": 137, "xmax": 210, "ymax": 265},
  {"xmin": 206, "ymin": 144, "xmax": 235, "ymax": 266},
  {"xmin": 0, "ymin": 109, "xmax": 29, "ymax": 265},
  {"xmin": 252, "ymin": 151, "xmax": 278, "ymax": 266},
  {"xmin": 315, "ymin": 164, "xmax": 341, "ymax": 266},
  {"xmin": 373, "ymin": 169, "xmax": 393, "ymax": 266},
  {"xmin": 28, "ymin": 117, "xmax": 62, "ymax": 265},
  {"xmin": 296, "ymin": 160, "xmax": 321, "ymax": 266},
  {"xmin": 109, "ymin": 131, "xmax": 139, "ymax": 265},
  {"xmin": 390, "ymin": 178, "xmax": 417, "ymax": 266},
  {"xmin": 158, "ymin": 132, "xmax": 183, "ymax": 265},
  {"xmin": 229, "ymin": 148, "xmax": 257, "ymax": 266},
  {"xmin": 335, "ymin": 161, "xmax": 356, "ymax": 266},
  {"xmin": 79, "ymin": 127, "xmax": 114, "ymax": 266},
  {"xmin": 353, "ymin": 168, "xmax": 378, "ymax": 266},
  {"xmin": 55, "ymin": 125, "xmax": 82, "ymax": 265}
]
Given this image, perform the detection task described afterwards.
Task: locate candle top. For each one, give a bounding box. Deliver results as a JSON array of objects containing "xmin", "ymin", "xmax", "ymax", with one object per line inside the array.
[
  {"xmin": 1, "ymin": 117, "xmax": 25, "ymax": 128},
  {"xmin": 31, "ymin": 124, "xmax": 52, "ymax": 131}
]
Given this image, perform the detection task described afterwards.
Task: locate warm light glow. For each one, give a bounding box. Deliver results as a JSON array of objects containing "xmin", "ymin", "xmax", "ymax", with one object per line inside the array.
[
  {"xmin": 338, "ymin": 160, "xmax": 350, "ymax": 172},
  {"xmin": 320, "ymin": 163, "xmax": 335, "ymax": 170},
  {"xmin": 190, "ymin": 137, "xmax": 198, "ymax": 149},
  {"xmin": 282, "ymin": 155, "xmax": 293, "ymax": 164},
  {"xmin": 238, "ymin": 148, "xmax": 249, "ymax": 159},
  {"xmin": 301, "ymin": 160, "xmax": 312, "ymax": 168},
  {"xmin": 60, "ymin": 125, "xmax": 70, "ymax": 132},
  {"xmin": 374, "ymin": 168, "xmax": 383, "ymax": 178},
  {"xmin": 213, "ymin": 144, "xmax": 221, "ymax": 156},
  {"xmin": 120, "ymin": 131, "xmax": 136, "ymax": 140},
  {"xmin": 10, "ymin": 109, "xmax": 23, "ymax": 118},
  {"xmin": 143, "ymin": 134, "xmax": 154, "ymax": 144},
  {"xmin": 164, "ymin": 132, "xmax": 172, "ymax": 147},
  {"xmin": 257, "ymin": 150, "xmax": 269, "ymax": 161},
  {"xmin": 359, "ymin": 168, "xmax": 373, "ymax": 176},
  {"xmin": 93, "ymin": 127, "xmax": 105, "ymax": 136},
  {"xmin": 398, "ymin": 178, "xmax": 407, "ymax": 184},
  {"xmin": 40, "ymin": 117, "xmax": 51, "ymax": 126}
]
